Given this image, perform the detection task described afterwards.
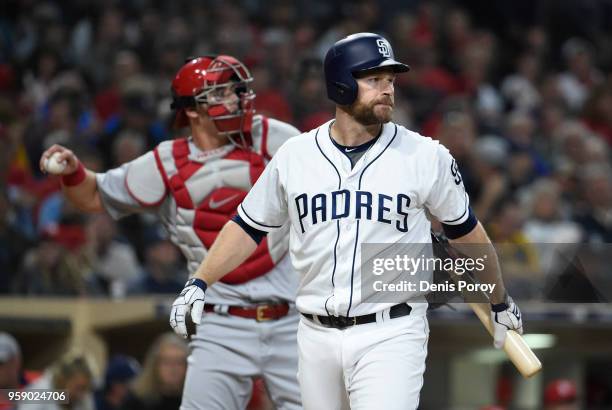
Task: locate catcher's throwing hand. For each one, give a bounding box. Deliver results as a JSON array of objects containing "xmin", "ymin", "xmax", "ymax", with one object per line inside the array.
[
  {"xmin": 170, "ymin": 278, "xmax": 207, "ymax": 339},
  {"xmin": 39, "ymin": 144, "xmax": 81, "ymax": 175},
  {"xmin": 491, "ymin": 294, "xmax": 523, "ymax": 349}
]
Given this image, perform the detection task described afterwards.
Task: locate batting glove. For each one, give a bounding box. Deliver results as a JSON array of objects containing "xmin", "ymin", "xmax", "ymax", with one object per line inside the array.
[
  {"xmin": 491, "ymin": 294, "xmax": 523, "ymax": 349},
  {"xmin": 170, "ymin": 278, "xmax": 207, "ymax": 339}
]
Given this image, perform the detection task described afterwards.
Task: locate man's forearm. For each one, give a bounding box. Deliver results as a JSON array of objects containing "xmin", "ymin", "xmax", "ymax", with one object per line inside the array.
[
  {"xmin": 193, "ymin": 220, "xmax": 258, "ymax": 286},
  {"xmin": 449, "ymin": 221, "xmax": 507, "ymax": 304},
  {"xmin": 62, "ymin": 170, "xmax": 104, "ymax": 213}
]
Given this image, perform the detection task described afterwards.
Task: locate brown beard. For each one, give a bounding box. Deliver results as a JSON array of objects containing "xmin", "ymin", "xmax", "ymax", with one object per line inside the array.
[{"xmin": 347, "ymin": 98, "xmax": 394, "ymax": 125}]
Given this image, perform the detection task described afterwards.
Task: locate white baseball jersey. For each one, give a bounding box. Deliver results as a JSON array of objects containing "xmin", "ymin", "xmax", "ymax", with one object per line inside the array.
[
  {"xmin": 96, "ymin": 115, "xmax": 301, "ymax": 305},
  {"xmin": 238, "ymin": 120, "xmax": 471, "ymax": 317}
]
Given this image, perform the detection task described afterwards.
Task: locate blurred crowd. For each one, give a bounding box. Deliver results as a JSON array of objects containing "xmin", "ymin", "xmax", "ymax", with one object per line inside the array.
[
  {"xmin": 0, "ymin": 331, "xmax": 190, "ymax": 410},
  {"xmin": 0, "ymin": 331, "xmax": 273, "ymax": 410},
  {"xmin": 1, "ymin": 0, "xmax": 612, "ymax": 298},
  {"xmin": 0, "ymin": 330, "xmax": 602, "ymax": 409}
]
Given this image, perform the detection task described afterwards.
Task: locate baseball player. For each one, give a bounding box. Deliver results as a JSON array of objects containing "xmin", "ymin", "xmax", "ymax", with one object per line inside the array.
[
  {"xmin": 39, "ymin": 55, "xmax": 302, "ymax": 410},
  {"xmin": 170, "ymin": 34, "xmax": 524, "ymax": 409}
]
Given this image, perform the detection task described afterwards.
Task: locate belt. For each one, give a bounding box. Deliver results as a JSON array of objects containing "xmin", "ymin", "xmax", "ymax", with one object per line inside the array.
[
  {"xmin": 204, "ymin": 302, "xmax": 290, "ymax": 322},
  {"xmin": 301, "ymin": 303, "xmax": 412, "ymax": 329}
]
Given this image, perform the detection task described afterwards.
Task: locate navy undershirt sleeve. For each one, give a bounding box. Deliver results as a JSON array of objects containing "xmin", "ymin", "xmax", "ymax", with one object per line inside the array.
[
  {"xmin": 441, "ymin": 207, "xmax": 478, "ymax": 239},
  {"xmin": 231, "ymin": 215, "xmax": 268, "ymax": 244}
]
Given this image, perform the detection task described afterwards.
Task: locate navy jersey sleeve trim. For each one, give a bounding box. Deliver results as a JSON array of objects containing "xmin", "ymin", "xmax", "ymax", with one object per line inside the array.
[
  {"xmin": 239, "ymin": 204, "xmax": 283, "ymax": 230},
  {"xmin": 442, "ymin": 190, "xmax": 469, "ymax": 223},
  {"xmin": 231, "ymin": 215, "xmax": 267, "ymax": 244},
  {"xmin": 442, "ymin": 207, "xmax": 478, "ymax": 239}
]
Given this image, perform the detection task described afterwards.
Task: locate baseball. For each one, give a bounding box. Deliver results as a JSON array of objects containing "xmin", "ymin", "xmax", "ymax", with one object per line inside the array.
[{"xmin": 44, "ymin": 152, "xmax": 67, "ymax": 174}]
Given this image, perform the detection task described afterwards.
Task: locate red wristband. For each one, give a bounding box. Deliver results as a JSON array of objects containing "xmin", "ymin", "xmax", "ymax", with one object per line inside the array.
[{"xmin": 61, "ymin": 161, "xmax": 87, "ymax": 186}]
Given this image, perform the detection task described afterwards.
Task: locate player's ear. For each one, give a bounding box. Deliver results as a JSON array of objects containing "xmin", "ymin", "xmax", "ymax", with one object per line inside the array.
[{"xmin": 185, "ymin": 107, "xmax": 200, "ymax": 119}]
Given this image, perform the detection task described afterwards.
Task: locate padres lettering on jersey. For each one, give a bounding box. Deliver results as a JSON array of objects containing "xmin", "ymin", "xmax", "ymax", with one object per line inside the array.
[
  {"xmin": 238, "ymin": 120, "xmax": 470, "ymax": 317},
  {"xmin": 294, "ymin": 190, "xmax": 411, "ymax": 233}
]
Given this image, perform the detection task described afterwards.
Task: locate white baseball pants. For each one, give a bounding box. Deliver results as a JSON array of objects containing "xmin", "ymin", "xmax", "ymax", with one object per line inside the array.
[{"xmin": 297, "ymin": 310, "xmax": 429, "ymax": 410}]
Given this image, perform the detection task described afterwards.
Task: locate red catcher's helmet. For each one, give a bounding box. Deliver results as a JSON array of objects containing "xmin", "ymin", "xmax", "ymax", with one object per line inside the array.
[
  {"xmin": 544, "ymin": 379, "xmax": 577, "ymax": 405},
  {"xmin": 170, "ymin": 56, "xmax": 215, "ymax": 128},
  {"xmin": 198, "ymin": 55, "xmax": 256, "ymax": 148}
]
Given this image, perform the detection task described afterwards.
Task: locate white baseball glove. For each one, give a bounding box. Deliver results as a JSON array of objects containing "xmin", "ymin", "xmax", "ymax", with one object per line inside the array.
[
  {"xmin": 491, "ymin": 294, "xmax": 523, "ymax": 349},
  {"xmin": 170, "ymin": 278, "xmax": 207, "ymax": 339}
]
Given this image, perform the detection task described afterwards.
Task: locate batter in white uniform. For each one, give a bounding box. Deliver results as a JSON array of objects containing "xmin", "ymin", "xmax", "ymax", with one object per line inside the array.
[
  {"xmin": 40, "ymin": 55, "xmax": 302, "ymax": 410},
  {"xmin": 170, "ymin": 34, "xmax": 523, "ymax": 410}
]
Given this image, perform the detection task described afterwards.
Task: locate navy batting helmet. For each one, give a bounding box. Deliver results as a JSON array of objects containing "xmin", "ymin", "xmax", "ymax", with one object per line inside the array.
[{"xmin": 324, "ymin": 32, "xmax": 409, "ymax": 105}]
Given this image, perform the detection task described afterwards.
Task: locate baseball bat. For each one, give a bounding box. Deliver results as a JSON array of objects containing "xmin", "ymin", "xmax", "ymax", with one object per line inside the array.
[
  {"xmin": 468, "ymin": 301, "xmax": 542, "ymax": 378},
  {"xmin": 431, "ymin": 232, "xmax": 542, "ymax": 378}
]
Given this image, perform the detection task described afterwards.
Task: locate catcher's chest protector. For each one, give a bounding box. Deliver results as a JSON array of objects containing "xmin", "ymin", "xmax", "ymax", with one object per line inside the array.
[{"xmin": 154, "ymin": 137, "xmax": 281, "ymax": 284}]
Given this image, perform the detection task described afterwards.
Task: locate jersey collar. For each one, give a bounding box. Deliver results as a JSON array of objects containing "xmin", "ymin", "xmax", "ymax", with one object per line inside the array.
[
  {"xmin": 317, "ymin": 120, "xmax": 396, "ymax": 177},
  {"xmin": 328, "ymin": 120, "xmax": 382, "ymax": 154}
]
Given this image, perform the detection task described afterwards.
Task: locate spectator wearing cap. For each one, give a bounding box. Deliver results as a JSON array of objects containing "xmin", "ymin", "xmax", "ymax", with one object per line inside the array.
[
  {"xmin": 544, "ymin": 379, "xmax": 579, "ymax": 410},
  {"xmin": 94, "ymin": 355, "xmax": 140, "ymax": 410},
  {"xmin": 126, "ymin": 227, "xmax": 186, "ymax": 295}
]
